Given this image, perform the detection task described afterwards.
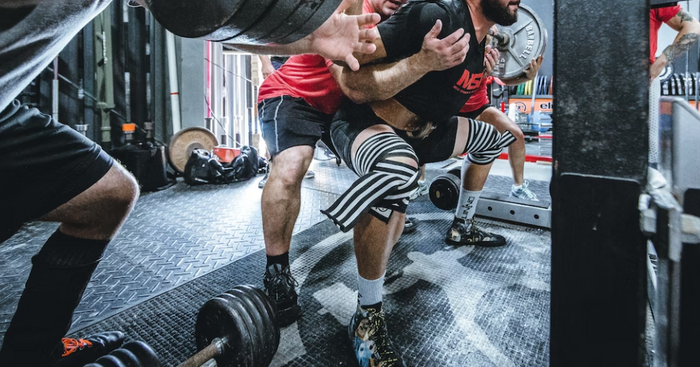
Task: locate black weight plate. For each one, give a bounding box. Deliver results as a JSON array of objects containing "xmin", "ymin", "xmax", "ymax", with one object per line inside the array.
[
  {"xmin": 228, "ymin": 286, "xmax": 279, "ymax": 365},
  {"xmin": 146, "ymin": 0, "xmax": 246, "ymax": 39},
  {"xmin": 92, "ymin": 354, "xmax": 127, "ymax": 367},
  {"xmin": 276, "ymin": 0, "xmax": 342, "ymax": 45},
  {"xmin": 109, "ymin": 349, "xmax": 143, "ymax": 367},
  {"xmin": 121, "ymin": 341, "xmax": 161, "ymax": 367},
  {"xmin": 206, "ymin": 0, "xmax": 277, "ymax": 43},
  {"xmin": 196, "ymin": 296, "xmax": 254, "ymax": 367},
  {"xmin": 217, "ymin": 293, "xmax": 260, "ymax": 367},
  {"xmin": 221, "ymin": 291, "xmax": 268, "ymax": 366},
  {"xmin": 237, "ymin": 0, "xmax": 307, "ymax": 43},
  {"xmin": 238, "ymin": 285, "xmax": 281, "ymax": 358},
  {"xmin": 429, "ymin": 168, "xmax": 461, "ymax": 211}
]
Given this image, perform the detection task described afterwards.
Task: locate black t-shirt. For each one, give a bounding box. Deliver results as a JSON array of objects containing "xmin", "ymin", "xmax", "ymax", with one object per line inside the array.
[{"xmin": 377, "ymin": 0, "xmax": 486, "ymax": 122}]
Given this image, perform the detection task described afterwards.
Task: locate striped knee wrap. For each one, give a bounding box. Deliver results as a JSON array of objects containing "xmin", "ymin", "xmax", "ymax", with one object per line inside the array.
[
  {"xmin": 321, "ymin": 133, "xmax": 419, "ymax": 232},
  {"xmin": 464, "ymin": 119, "xmax": 518, "ymax": 165}
]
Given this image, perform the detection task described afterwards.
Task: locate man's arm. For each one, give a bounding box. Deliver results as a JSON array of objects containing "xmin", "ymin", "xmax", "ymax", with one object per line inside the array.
[
  {"xmin": 329, "ymin": 20, "xmax": 469, "ymax": 103},
  {"xmin": 227, "ymin": 0, "xmax": 380, "ymax": 71},
  {"xmin": 258, "ymin": 55, "xmax": 276, "ymax": 79},
  {"xmin": 651, "ymin": 8, "xmax": 700, "ymax": 80}
]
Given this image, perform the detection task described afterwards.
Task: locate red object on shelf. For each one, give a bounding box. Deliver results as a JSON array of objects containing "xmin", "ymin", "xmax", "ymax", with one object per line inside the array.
[
  {"xmin": 498, "ymin": 152, "xmax": 552, "ymax": 163},
  {"xmin": 213, "ymin": 146, "xmax": 240, "ymax": 163},
  {"xmin": 500, "ymin": 101, "xmax": 506, "ymax": 113}
]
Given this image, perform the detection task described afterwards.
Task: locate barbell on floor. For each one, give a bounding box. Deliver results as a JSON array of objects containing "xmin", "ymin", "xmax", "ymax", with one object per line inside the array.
[{"xmin": 85, "ymin": 285, "xmax": 280, "ymax": 367}]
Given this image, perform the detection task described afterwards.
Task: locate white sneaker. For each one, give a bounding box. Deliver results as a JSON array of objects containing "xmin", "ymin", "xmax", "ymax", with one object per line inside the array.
[{"xmin": 510, "ymin": 180, "xmax": 538, "ymax": 201}]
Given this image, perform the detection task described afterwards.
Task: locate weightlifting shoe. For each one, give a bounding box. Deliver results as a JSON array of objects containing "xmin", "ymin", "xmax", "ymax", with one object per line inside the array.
[
  {"xmin": 54, "ymin": 331, "xmax": 125, "ymax": 367},
  {"xmin": 349, "ymin": 304, "xmax": 404, "ymax": 367},
  {"xmin": 510, "ymin": 180, "xmax": 538, "ymax": 201},
  {"xmin": 264, "ymin": 263, "xmax": 302, "ymax": 326},
  {"xmin": 445, "ymin": 218, "xmax": 506, "ymax": 247}
]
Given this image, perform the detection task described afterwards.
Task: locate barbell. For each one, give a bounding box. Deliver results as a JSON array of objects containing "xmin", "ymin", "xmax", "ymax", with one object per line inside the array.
[
  {"xmin": 85, "ymin": 285, "xmax": 280, "ymax": 367},
  {"xmin": 490, "ymin": 4, "xmax": 548, "ymax": 84}
]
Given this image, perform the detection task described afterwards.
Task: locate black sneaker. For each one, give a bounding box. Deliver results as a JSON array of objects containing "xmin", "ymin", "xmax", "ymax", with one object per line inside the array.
[
  {"xmin": 403, "ymin": 217, "xmax": 419, "ymax": 234},
  {"xmin": 264, "ymin": 264, "xmax": 302, "ymax": 326},
  {"xmin": 445, "ymin": 218, "xmax": 506, "ymax": 247},
  {"xmin": 349, "ymin": 304, "xmax": 404, "ymax": 367},
  {"xmin": 54, "ymin": 331, "xmax": 125, "ymax": 367}
]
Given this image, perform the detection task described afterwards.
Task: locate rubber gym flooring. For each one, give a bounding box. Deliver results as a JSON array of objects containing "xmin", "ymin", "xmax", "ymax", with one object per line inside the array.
[{"xmin": 0, "ymin": 157, "xmax": 553, "ymax": 366}]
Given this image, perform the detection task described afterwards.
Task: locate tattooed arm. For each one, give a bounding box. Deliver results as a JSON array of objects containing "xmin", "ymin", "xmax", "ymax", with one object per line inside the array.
[{"xmin": 651, "ymin": 8, "xmax": 700, "ymax": 80}]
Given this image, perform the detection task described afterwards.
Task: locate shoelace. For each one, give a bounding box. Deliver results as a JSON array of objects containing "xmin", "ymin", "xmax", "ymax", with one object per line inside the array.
[
  {"xmin": 266, "ymin": 271, "xmax": 298, "ymax": 300},
  {"xmin": 61, "ymin": 338, "xmax": 93, "ymax": 357}
]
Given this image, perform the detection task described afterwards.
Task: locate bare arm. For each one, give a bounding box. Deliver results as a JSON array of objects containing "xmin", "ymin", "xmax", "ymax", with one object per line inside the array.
[
  {"xmin": 226, "ymin": 0, "xmax": 380, "ymax": 71},
  {"xmin": 330, "ymin": 20, "xmax": 470, "ymax": 103},
  {"xmin": 651, "ymin": 8, "xmax": 700, "ymax": 80},
  {"xmin": 258, "ymin": 55, "xmax": 276, "ymax": 79}
]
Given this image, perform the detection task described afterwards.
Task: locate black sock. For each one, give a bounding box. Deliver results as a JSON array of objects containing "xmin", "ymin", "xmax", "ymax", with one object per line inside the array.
[
  {"xmin": 266, "ymin": 252, "xmax": 289, "ymax": 269},
  {"xmin": 0, "ymin": 230, "xmax": 109, "ymax": 366}
]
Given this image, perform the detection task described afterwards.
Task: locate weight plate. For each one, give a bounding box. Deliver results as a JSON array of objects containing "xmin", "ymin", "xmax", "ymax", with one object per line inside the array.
[
  {"xmin": 658, "ymin": 62, "xmax": 674, "ymax": 84},
  {"xmin": 146, "ymin": 0, "xmax": 246, "ymax": 39},
  {"xmin": 121, "ymin": 341, "xmax": 162, "ymax": 367},
  {"xmin": 108, "ymin": 349, "xmax": 142, "ymax": 367},
  {"xmin": 91, "ymin": 354, "xmax": 125, "ymax": 367},
  {"xmin": 205, "ymin": 0, "xmax": 277, "ymax": 43},
  {"xmin": 492, "ymin": 4, "xmax": 547, "ymax": 81},
  {"xmin": 167, "ymin": 127, "xmax": 218, "ymax": 174},
  {"xmin": 275, "ymin": 0, "xmax": 342, "ymax": 44},
  {"xmin": 196, "ymin": 296, "xmax": 253, "ymax": 367},
  {"xmin": 222, "ymin": 291, "xmax": 268, "ymax": 366},
  {"xmin": 231, "ymin": 0, "xmax": 306, "ymax": 43},
  {"xmin": 429, "ymin": 168, "xmax": 461, "ymax": 211},
  {"xmin": 232, "ymin": 285, "xmax": 280, "ymax": 363}
]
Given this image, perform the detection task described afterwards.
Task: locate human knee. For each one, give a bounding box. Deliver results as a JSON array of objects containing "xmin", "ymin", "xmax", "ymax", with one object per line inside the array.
[
  {"xmin": 271, "ymin": 147, "xmax": 313, "ymax": 185},
  {"xmin": 465, "ymin": 120, "xmax": 517, "ymax": 165},
  {"xmin": 103, "ymin": 164, "xmax": 140, "ymax": 217}
]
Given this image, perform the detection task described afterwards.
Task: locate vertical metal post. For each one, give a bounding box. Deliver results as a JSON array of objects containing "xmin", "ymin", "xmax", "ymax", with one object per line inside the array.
[
  {"xmin": 551, "ymin": 0, "xmax": 650, "ymax": 366},
  {"xmin": 94, "ymin": 6, "xmax": 115, "ymax": 148}
]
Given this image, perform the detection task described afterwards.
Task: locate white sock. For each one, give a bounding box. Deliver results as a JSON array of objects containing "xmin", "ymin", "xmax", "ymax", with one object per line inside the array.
[
  {"xmin": 513, "ymin": 184, "xmax": 523, "ymax": 189},
  {"xmin": 357, "ymin": 272, "xmax": 385, "ymax": 306},
  {"xmin": 455, "ymin": 188, "xmax": 481, "ymax": 220}
]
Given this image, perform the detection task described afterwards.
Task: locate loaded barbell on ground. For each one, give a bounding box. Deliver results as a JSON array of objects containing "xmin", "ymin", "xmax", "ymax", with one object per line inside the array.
[{"xmin": 86, "ymin": 285, "xmax": 280, "ymax": 367}]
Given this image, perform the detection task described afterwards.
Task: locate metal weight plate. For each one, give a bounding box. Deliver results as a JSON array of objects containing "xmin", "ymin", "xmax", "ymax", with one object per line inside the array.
[
  {"xmin": 228, "ymin": 285, "xmax": 280, "ymax": 364},
  {"xmin": 429, "ymin": 168, "xmax": 462, "ymax": 211},
  {"xmin": 491, "ymin": 4, "xmax": 547, "ymax": 83},
  {"xmin": 263, "ymin": 0, "xmax": 334, "ymax": 44},
  {"xmin": 121, "ymin": 341, "xmax": 162, "ymax": 367},
  {"xmin": 196, "ymin": 296, "xmax": 253, "ymax": 367},
  {"xmin": 224, "ymin": 0, "xmax": 307, "ymax": 44},
  {"xmin": 275, "ymin": 0, "xmax": 343, "ymax": 44},
  {"xmin": 167, "ymin": 127, "xmax": 218, "ymax": 174},
  {"xmin": 217, "ymin": 293, "xmax": 263, "ymax": 367},
  {"xmin": 145, "ymin": 0, "xmax": 246, "ymax": 39},
  {"xmin": 204, "ymin": 0, "xmax": 277, "ymax": 43},
  {"xmin": 220, "ymin": 291, "xmax": 271, "ymax": 367},
  {"xmin": 658, "ymin": 63, "xmax": 674, "ymax": 84}
]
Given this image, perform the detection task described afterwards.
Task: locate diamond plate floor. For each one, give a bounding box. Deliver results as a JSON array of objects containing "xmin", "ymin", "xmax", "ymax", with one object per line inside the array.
[{"xmin": 0, "ymin": 157, "xmax": 549, "ymax": 352}]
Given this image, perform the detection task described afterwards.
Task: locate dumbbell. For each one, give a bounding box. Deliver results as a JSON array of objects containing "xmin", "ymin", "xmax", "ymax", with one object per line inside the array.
[
  {"xmin": 428, "ymin": 168, "xmax": 462, "ymax": 211},
  {"xmin": 85, "ymin": 285, "xmax": 280, "ymax": 367}
]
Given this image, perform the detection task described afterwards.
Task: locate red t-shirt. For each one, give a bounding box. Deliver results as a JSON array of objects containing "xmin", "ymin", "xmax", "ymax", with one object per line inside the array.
[
  {"xmin": 257, "ymin": 0, "xmax": 375, "ymax": 115},
  {"xmin": 650, "ymin": 5, "xmax": 681, "ymax": 63},
  {"xmin": 459, "ymin": 78, "xmax": 489, "ymax": 113}
]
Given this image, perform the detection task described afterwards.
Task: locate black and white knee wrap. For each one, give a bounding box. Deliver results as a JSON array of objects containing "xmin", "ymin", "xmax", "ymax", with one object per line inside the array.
[
  {"xmin": 464, "ymin": 119, "xmax": 517, "ymax": 165},
  {"xmin": 321, "ymin": 132, "xmax": 419, "ymax": 232}
]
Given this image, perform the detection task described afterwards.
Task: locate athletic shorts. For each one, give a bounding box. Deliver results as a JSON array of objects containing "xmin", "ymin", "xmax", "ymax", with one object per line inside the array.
[
  {"xmin": 456, "ymin": 104, "xmax": 492, "ymax": 120},
  {"xmin": 331, "ymin": 100, "xmax": 460, "ymax": 171},
  {"xmin": 258, "ymin": 96, "xmax": 334, "ymax": 158},
  {"xmin": 0, "ymin": 100, "xmax": 113, "ymax": 242}
]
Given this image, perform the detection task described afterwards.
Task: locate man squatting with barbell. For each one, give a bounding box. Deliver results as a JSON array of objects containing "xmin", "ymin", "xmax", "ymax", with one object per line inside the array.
[
  {"xmin": 318, "ymin": 0, "xmax": 525, "ymax": 365},
  {"xmin": 0, "ymin": 0, "xmax": 380, "ymax": 365}
]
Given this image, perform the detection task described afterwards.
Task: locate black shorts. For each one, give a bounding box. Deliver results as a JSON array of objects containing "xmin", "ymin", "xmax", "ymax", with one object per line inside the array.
[
  {"xmin": 331, "ymin": 100, "xmax": 460, "ymax": 171},
  {"xmin": 258, "ymin": 96, "xmax": 334, "ymax": 158},
  {"xmin": 0, "ymin": 100, "xmax": 113, "ymax": 239},
  {"xmin": 456, "ymin": 104, "xmax": 492, "ymax": 119}
]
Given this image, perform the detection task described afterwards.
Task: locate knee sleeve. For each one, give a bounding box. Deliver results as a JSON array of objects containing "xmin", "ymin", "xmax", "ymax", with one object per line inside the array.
[
  {"xmin": 464, "ymin": 119, "xmax": 517, "ymax": 165},
  {"xmin": 321, "ymin": 133, "xmax": 419, "ymax": 232}
]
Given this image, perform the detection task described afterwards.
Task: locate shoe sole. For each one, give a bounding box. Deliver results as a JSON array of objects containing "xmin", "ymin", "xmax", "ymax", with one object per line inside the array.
[
  {"xmin": 445, "ymin": 238, "xmax": 507, "ymax": 247},
  {"xmin": 276, "ymin": 303, "xmax": 302, "ymax": 327}
]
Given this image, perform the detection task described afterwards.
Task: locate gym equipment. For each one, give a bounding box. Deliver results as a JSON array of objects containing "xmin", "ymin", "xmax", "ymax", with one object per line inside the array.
[
  {"xmin": 144, "ymin": 0, "xmax": 341, "ymax": 44},
  {"xmin": 428, "ymin": 164, "xmax": 551, "ymax": 228},
  {"xmin": 84, "ymin": 341, "xmax": 162, "ymax": 367},
  {"xmin": 85, "ymin": 285, "xmax": 280, "ymax": 367},
  {"xmin": 490, "ymin": 4, "xmax": 547, "ymax": 84},
  {"xmin": 168, "ymin": 127, "xmax": 219, "ymax": 174},
  {"xmin": 185, "ymin": 284, "xmax": 280, "ymax": 367}
]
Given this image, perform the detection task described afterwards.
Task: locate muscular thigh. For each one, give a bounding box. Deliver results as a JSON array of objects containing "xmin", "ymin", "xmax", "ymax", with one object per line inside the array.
[
  {"xmin": 0, "ymin": 100, "xmax": 113, "ymax": 232},
  {"xmin": 476, "ymin": 106, "xmax": 519, "ymax": 134},
  {"xmin": 258, "ymin": 96, "xmax": 332, "ymax": 157}
]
